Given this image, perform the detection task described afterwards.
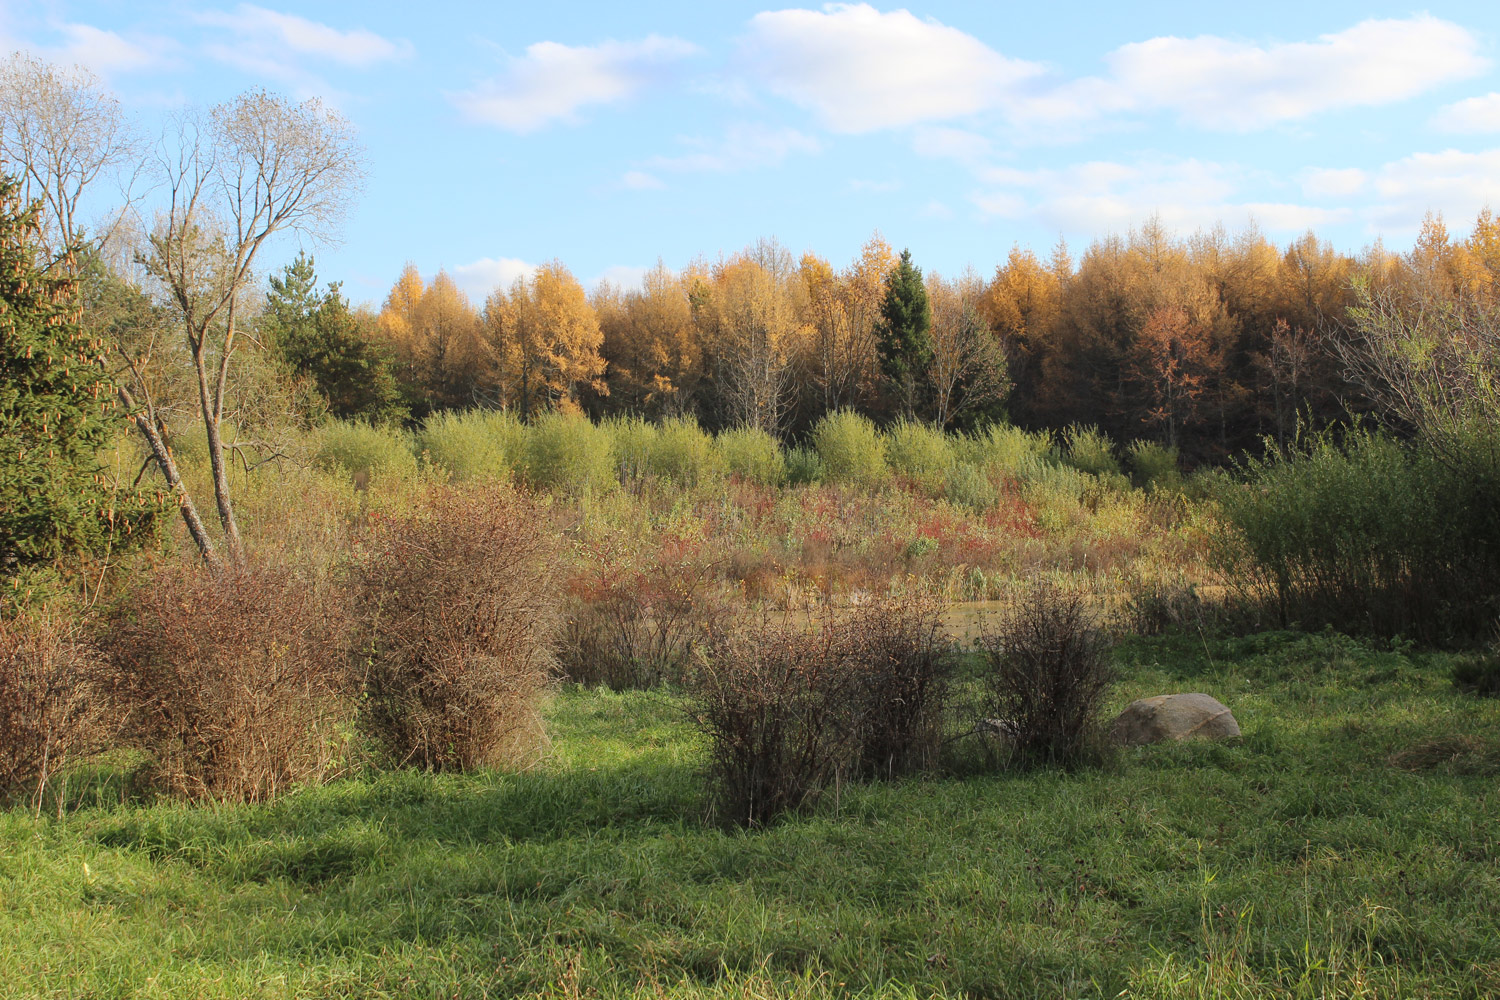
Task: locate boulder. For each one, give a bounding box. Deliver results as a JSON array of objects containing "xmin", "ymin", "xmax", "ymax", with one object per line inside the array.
[{"xmin": 1111, "ymin": 693, "xmax": 1240, "ymax": 746}]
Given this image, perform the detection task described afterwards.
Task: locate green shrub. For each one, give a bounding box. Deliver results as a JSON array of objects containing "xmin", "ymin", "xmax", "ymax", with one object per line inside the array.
[
  {"xmin": 313, "ymin": 420, "xmax": 417, "ymax": 485},
  {"xmin": 603, "ymin": 415, "xmax": 656, "ymax": 486},
  {"xmin": 1061, "ymin": 424, "xmax": 1121, "ymax": 477},
  {"xmin": 1214, "ymin": 426, "xmax": 1500, "ymax": 641},
  {"xmin": 943, "ymin": 461, "xmax": 997, "ymax": 513},
  {"xmin": 418, "ymin": 409, "xmax": 523, "ymax": 482},
  {"xmin": 717, "ymin": 426, "xmax": 786, "ymax": 486},
  {"xmin": 1127, "ymin": 439, "xmax": 1182, "ymax": 491},
  {"xmin": 524, "ymin": 412, "xmax": 616, "ymax": 494},
  {"xmin": 884, "ymin": 419, "xmax": 953, "ymax": 493},
  {"xmin": 812, "ymin": 410, "xmax": 887, "ymax": 489},
  {"xmin": 956, "ymin": 423, "xmax": 1050, "ymax": 480},
  {"xmin": 785, "ymin": 445, "xmax": 824, "ymax": 486},
  {"xmin": 648, "ymin": 417, "xmax": 723, "ymax": 485}
]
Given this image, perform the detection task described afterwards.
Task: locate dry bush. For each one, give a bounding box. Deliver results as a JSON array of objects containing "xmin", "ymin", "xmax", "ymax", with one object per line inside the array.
[
  {"xmin": 978, "ymin": 584, "xmax": 1116, "ymax": 768},
  {"xmin": 356, "ymin": 487, "xmax": 560, "ymax": 771},
  {"xmin": 109, "ymin": 563, "xmax": 356, "ymax": 802},
  {"xmin": 847, "ymin": 592, "xmax": 953, "ymax": 778},
  {"xmin": 0, "ymin": 613, "xmax": 113, "ymax": 809},
  {"xmin": 561, "ymin": 545, "xmax": 724, "ymax": 690},
  {"xmin": 688, "ymin": 594, "xmax": 953, "ymax": 827}
]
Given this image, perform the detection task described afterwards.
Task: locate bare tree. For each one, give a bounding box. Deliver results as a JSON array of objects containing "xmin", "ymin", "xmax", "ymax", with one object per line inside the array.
[
  {"xmin": 0, "ymin": 52, "xmax": 143, "ymax": 262},
  {"xmin": 123, "ymin": 91, "xmax": 365, "ymax": 566},
  {"xmin": 928, "ymin": 269, "xmax": 1009, "ymax": 429}
]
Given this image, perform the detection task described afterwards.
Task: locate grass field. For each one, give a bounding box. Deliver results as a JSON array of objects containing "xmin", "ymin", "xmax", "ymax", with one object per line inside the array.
[{"xmin": 2, "ymin": 630, "xmax": 1498, "ymax": 999}]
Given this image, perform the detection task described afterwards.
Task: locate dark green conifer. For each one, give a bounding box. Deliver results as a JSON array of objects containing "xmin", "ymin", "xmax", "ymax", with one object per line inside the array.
[{"xmin": 876, "ymin": 248, "xmax": 933, "ymax": 419}]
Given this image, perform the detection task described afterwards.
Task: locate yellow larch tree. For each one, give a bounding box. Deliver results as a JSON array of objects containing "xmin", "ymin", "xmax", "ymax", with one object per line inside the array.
[{"xmin": 486, "ymin": 260, "xmax": 606, "ymax": 419}]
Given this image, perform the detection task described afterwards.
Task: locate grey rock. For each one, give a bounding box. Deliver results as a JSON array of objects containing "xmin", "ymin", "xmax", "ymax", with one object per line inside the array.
[{"xmin": 1111, "ymin": 693, "xmax": 1240, "ymax": 746}]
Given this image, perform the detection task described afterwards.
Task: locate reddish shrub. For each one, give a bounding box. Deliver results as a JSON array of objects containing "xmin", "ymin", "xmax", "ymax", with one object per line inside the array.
[
  {"xmin": 356, "ymin": 487, "xmax": 559, "ymax": 771},
  {"xmin": 109, "ymin": 563, "xmax": 356, "ymax": 802},
  {"xmin": 688, "ymin": 593, "xmax": 953, "ymax": 827},
  {"xmin": 0, "ymin": 613, "xmax": 113, "ymax": 809}
]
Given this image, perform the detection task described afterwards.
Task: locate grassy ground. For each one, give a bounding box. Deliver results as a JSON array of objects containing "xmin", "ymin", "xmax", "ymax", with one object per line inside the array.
[{"xmin": 2, "ymin": 631, "xmax": 1498, "ymax": 999}]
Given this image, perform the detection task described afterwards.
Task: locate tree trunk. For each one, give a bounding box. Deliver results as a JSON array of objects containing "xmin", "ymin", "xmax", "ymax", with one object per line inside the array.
[{"xmin": 118, "ymin": 385, "xmax": 222, "ymax": 570}]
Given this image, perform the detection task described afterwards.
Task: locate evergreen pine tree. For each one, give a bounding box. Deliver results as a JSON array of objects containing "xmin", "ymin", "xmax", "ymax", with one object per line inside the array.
[
  {"xmin": 876, "ymin": 248, "xmax": 933, "ymax": 419},
  {"xmin": 0, "ymin": 176, "xmax": 160, "ymax": 576}
]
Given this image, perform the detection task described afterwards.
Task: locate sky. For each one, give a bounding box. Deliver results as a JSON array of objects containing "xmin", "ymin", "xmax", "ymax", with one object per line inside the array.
[{"xmin": 5, "ymin": 1, "xmax": 1500, "ymax": 307}]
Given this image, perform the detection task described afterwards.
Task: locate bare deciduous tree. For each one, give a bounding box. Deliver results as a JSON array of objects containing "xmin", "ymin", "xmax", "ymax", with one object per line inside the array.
[
  {"xmin": 0, "ymin": 52, "xmax": 143, "ymax": 262},
  {"xmin": 122, "ymin": 91, "xmax": 365, "ymax": 567}
]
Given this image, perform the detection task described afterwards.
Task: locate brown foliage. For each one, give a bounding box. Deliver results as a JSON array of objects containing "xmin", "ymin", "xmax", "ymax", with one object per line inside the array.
[
  {"xmin": 978, "ymin": 584, "xmax": 1116, "ymax": 768},
  {"xmin": 356, "ymin": 487, "xmax": 560, "ymax": 771},
  {"xmin": 560, "ymin": 538, "xmax": 725, "ymax": 690},
  {"xmin": 0, "ymin": 613, "xmax": 113, "ymax": 808},
  {"xmin": 688, "ymin": 593, "xmax": 952, "ymax": 827},
  {"xmin": 108, "ymin": 562, "xmax": 356, "ymax": 802}
]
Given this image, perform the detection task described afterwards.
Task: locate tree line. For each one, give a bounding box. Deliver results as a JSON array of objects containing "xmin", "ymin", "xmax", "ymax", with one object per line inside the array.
[{"xmin": 276, "ymin": 210, "xmax": 1497, "ymax": 464}]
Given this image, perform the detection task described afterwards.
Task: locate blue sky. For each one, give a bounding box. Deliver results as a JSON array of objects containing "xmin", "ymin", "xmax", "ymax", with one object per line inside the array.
[{"xmin": 5, "ymin": 1, "xmax": 1500, "ymax": 306}]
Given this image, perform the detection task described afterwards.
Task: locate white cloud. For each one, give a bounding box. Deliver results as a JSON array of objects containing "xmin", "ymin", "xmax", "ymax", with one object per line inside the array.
[
  {"xmin": 0, "ymin": 22, "xmax": 176, "ymax": 78},
  {"xmin": 1105, "ymin": 16, "xmax": 1486, "ymax": 130},
  {"xmin": 740, "ymin": 3, "xmax": 1041, "ymax": 132},
  {"xmin": 650, "ymin": 122, "xmax": 822, "ymax": 172},
  {"xmin": 453, "ymin": 256, "xmax": 536, "ymax": 300},
  {"xmin": 452, "ymin": 35, "xmax": 699, "ymax": 133},
  {"xmin": 971, "ymin": 157, "xmax": 1349, "ymax": 234},
  {"xmin": 196, "ymin": 5, "xmax": 410, "ymax": 67},
  {"xmin": 1365, "ymin": 148, "xmax": 1500, "ymax": 229},
  {"xmin": 911, "ymin": 126, "xmax": 995, "ymax": 165},
  {"xmin": 621, "ymin": 170, "xmax": 666, "ymax": 190},
  {"xmin": 1301, "ymin": 167, "xmax": 1367, "ymax": 199},
  {"xmin": 1432, "ymin": 93, "xmax": 1500, "ymax": 133}
]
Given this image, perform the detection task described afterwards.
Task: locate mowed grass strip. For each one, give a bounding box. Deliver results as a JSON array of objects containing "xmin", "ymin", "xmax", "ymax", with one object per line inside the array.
[{"xmin": 2, "ymin": 632, "xmax": 1498, "ymax": 999}]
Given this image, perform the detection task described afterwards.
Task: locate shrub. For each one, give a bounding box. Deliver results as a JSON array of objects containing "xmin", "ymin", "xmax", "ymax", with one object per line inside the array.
[
  {"xmin": 977, "ymin": 584, "xmax": 1116, "ymax": 768},
  {"xmin": 418, "ymin": 409, "xmax": 523, "ymax": 482},
  {"xmin": 784, "ymin": 445, "xmax": 824, "ymax": 486},
  {"xmin": 688, "ymin": 594, "xmax": 953, "ymax": 826},
  {"xmin": 603, "ymin": 415, "xmax": 656, "ymax": 487},
  {"xmin": 1127, "ymin": 439, "xmax": 1183, "ymax": 492},
  {"xmin": 847, "ymin": 593, "xmax": 954, "ymax": 778},
  {"xmin": 957, "ymin": 423, "xmax": 1050, "ymax": 480},
  {"xmin": 357, "ymin": 488, "xmax": 560, "ymax": 771},
  {"xmin": 524, "ymin": 412, "xmax": 616, "ymax": 494},
  {"xmin": 1213, "ymin": 427, "xmax": 1500, "ymax": 641},
  {"xmin": 812, "ymin": 410, "xmax": 887, "ymax": 489},
  {"xmin": 943, "ymin": 461, "xmax": 997, "ymax": 513},
  {"xmin": 314, "ymin": 420, "xmax": 417, "ymax": 486},
  {"xmin": 1060, "ymin": 424, "xmax": 1122, "ymax": 478},
  {"xmin": 561, "ymin": 539, "xmax": 724, "ymax": 690},
  {"xmin": 688, "ymin": 609, "xmax": 867, "ymax": 827},
  {"xmin": 648, "ymin": 417, "xmax": 723, "ymax": 485},
  {"xmin": 108, "ymin": 563, "xmax": 356, "ymax": 802},
  {"xmin": 0, "ymin": 614, "xmax": 112, "ymax": 808},
  {"xmin": 716, "ymin": 425, "xmax": 786, "ymax": 486},
  {"xmin": 884, "ymin": 419, "xmax": 953, "ymax": 494}
]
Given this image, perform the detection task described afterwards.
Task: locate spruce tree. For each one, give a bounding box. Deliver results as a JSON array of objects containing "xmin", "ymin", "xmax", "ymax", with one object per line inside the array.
[
  {"xmin": 876, "ymin": 248, "xmax": 933, "ymax": 419},
  {"xmin": 0, "ymin": 176, "xmax": 159, "ymax": 576}
]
